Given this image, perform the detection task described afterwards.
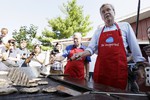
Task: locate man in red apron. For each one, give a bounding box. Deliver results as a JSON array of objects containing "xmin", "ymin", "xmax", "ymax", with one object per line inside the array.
[
  {"xmin": 52, "ymin": 32, "xmax": 91, "ymax": 80},
  {"xmin": 70, "ymin": 3, "xmax": 146, "ymax": 90},
  {"xmin": 94, "ymin": 23, "xmax": 127, "ymax": 89}
]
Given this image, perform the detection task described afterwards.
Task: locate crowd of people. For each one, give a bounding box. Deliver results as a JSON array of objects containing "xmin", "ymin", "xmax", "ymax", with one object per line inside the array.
[
  {"xmin": 0, "ymin": 28, "xmax": 46, "ymax": 72},
  {"xmin": 0, "ymin": 3, "xmax": 149, "ymax": 93}
]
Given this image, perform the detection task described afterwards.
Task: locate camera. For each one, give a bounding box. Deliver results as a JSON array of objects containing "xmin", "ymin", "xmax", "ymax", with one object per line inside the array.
[
  {"xmin": 54, "ymin": 47, "xmax": 59, "ymax": 53},
  {"xmin": 51, "ymin": 48, "xmax": 59, "ymax": 55},
  {"xmin": 8, "ymin": 39, "xmax": 15, "ymax": 44},
  {"xmin": 30, "ymin": 52, "xmax": 35, "ymax": 56}
]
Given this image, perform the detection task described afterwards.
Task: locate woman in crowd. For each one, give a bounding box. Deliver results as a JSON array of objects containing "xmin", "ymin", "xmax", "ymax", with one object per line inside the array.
[{"xmin": 25, "ymin": 44, "xmax": 46, "ymax": 77}]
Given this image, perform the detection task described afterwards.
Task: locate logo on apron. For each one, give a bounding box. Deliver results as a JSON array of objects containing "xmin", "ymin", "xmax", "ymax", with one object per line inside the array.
[{"xmin": 106, "ymin": 37, "xmax": 114, "ymax": 43}]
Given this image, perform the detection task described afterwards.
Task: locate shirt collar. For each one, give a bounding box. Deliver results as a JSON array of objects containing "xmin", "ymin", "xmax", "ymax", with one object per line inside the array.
[{"xmin": 73, "ymin": 43, "xmax": 84, "ymax": 49}]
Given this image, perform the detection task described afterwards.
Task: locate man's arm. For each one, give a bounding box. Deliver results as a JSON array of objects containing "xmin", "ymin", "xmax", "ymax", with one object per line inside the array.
[
  {"xmin": 84, "ymin": 62, "xmax": 89, "ymax": 80},
  {"xmin": 48, "ymin": 55, "xmax": 65, "ymax": 65},
  {"xmin": 126, "ymin": 23, "xmax": 145, "ymax": 62},
  {"xmin": 70, "ymin": 50, "xmax": 91, "ymax": 61},
  {"xmin": 55, "ymin": 55, "xmax": 65, "ymax": 62}
]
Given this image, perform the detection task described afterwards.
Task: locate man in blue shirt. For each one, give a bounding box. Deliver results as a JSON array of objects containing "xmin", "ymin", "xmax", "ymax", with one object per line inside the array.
[{"xmin": 52, "ymin": 32, "xmax": 91, "ymax": 80}]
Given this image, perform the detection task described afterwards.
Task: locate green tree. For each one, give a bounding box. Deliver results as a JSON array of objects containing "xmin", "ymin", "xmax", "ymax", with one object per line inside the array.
[
  {"xmin": 38, "ymin": 29, "xmax": 54, "ymax": 50},
  {"xmin": 12, "ymin": 24, "xmax": 38, "ymax": 51},
  {"xmin": 38, "ymin": 0, "xmax": 93, "ymax": 50}
]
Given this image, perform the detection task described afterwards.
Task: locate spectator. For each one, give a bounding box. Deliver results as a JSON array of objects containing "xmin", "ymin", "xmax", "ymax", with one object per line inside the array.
[
  {"xmin": 18, "ymin": 39, "xmax": 30, "ymax": 67},
  {"xmin": 46, "ymin": 42, "xmax": 64, "ymax": 75},
  {"xmin": 25, "ymin": 44, "xmax": 46, "ymax": 77},
  {"xmin": 2, "ymin": 38, "xmax": 20, "ymax": 67},
  {"xmin": 0, "ymin": 28, "xmax": 9, "ymax": 45}
]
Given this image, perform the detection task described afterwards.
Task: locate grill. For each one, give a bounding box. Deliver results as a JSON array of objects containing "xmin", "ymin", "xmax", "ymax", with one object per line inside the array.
[
  {"xmin": 0, "ymin": 77, "xmax": 71, "ymax": 100},
  {"xmin": 0, "ymin": 75, "xmax": 149, "ymax": 100}
]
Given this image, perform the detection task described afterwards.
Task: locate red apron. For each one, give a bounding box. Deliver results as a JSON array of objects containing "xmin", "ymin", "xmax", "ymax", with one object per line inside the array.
[
  {"xmin": 64, "ymin": 47, "xmax": 85, "ymax": 79},
  {"xmin": 94, "ymin": 23, "xmax": 128, "ymax": 90}
]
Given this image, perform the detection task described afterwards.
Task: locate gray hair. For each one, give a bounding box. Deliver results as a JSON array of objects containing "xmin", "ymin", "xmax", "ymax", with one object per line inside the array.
[
  {"xmin": 100, "ymin": 3, "xmax": 115, "ymax": 13},
  {"xmin": 73, "ymin": 32, "xmax": 82, "ymax": 38}
]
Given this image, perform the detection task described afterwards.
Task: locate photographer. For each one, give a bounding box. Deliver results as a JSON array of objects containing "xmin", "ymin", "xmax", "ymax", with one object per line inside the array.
[
  {"xmin": 26, "ymin": 44, "xmax": 46, "ymax": 77},
  {"xmin": 46, "ymin": 42, "xmax": 63, "ymax": 74},
  {"xmin": 1, "ymin": 39, "xmax": 20, "ymax": 67}
]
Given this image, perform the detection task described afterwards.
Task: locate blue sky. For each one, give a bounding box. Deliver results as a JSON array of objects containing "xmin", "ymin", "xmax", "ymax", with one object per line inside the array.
[{"xmin": 0, "ymin": 0, "xmax": 150, "ymax": 38}]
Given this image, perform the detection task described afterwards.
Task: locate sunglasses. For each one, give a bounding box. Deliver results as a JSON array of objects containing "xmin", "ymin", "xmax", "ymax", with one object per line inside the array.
[{"xmin": 9, "ymin": 42, "xmax": 15, "ymax": 44}]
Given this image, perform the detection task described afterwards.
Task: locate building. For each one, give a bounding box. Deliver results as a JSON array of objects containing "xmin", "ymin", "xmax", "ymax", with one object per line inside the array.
[
  {"xmin": 117, "ymin": 7, "xmax": 150, "ymax": 44},
  {"xmin": 116, "ymin": 7, "xmax": 150, "ymax": 62}
]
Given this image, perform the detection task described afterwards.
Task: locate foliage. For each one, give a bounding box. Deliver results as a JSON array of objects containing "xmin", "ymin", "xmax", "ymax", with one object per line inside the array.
[{"xmin": 12, "ymin": 24, "xmax": 38, "ymax": 51}]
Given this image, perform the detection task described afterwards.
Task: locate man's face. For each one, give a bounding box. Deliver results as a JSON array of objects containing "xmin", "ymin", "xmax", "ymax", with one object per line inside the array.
[
  {"xmin": 147, "ymin": 28, "xmax": 150, "ymax": 39},
  {"xmin": 100, "ymin": 5, "xmax": 115, "ymax": 25},
  {"xmin": 55, "ymin": 44, "xmax": 61, "ymax": 51},
  {"xmin": 73, "ymin": 35, "xmax": 81, "ymax": 47},
  {"xmin": 1, "ymin": 29, "xmax": 8, "ymax": 37},
  {"xmin": 20, "ymin": 40, "xmax": 27, "ymax": 49}
]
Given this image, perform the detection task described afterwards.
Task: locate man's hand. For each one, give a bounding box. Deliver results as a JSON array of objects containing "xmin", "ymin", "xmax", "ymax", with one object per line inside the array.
[
  {"xmin": 135, "ymin": 62, "xmax": 150, "ymax": 85},
  {"xmin": 70, "ymin": 52, "xmax": 83, "ymax": 61},
  {"xmin": 49, "ymin": 56, "xmax": 55, "ymax": 64},
  {"xmin": 136, "ymin": 66, "xmax": 145, "ymax": 85},
  {"xmin": 84, "ymin": 73, "xmax": 89, "ymax": 81}
]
